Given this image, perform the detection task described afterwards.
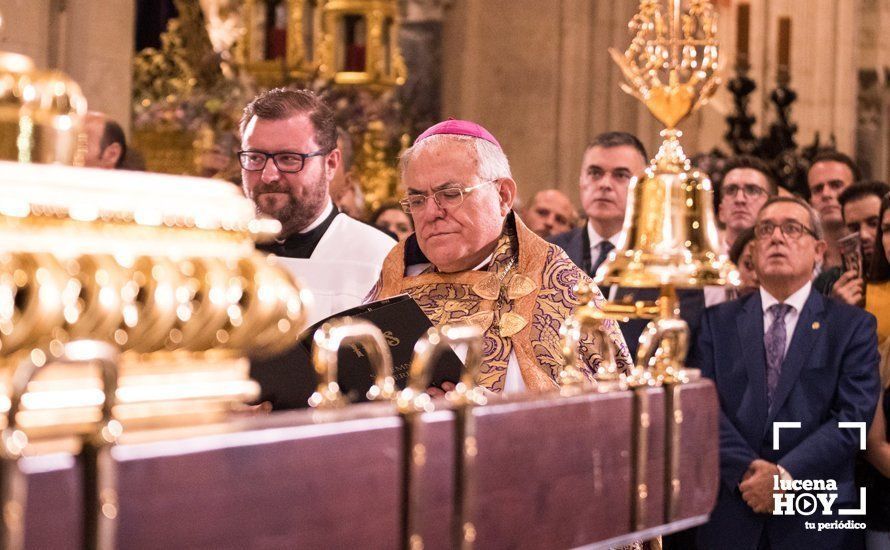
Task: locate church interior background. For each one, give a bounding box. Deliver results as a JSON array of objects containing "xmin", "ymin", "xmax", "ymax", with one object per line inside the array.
[{"xmin": 0, "ymin": 0, "xmax": 888, "ymax": 208}]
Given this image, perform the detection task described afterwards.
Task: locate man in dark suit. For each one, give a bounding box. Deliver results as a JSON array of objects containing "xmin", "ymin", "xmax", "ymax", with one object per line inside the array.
[
  {"xmin": 549, "ymin": 132, "xmax": 704, "ymax": 359},
  {"xmin": 694, "ymin": 196, "xmax": 880, "ymax": 549}
]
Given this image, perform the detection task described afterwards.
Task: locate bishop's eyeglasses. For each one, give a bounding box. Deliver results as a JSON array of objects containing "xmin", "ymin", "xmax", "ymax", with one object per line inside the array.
[
  {"xmin": 237, "ymin": 149, "xmax": 329, "ymax": 173},
  {"xmin": 399, "ymin": 180, "xmax": 497, "ymax": 213}
]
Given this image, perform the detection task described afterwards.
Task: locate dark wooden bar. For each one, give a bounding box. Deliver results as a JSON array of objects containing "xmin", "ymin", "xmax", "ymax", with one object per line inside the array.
[
  {"xmin": 112, "ymin": 403, "xmax": 403, "ymax": 549},
  {"xmin": 22, "ymin": 452, "xmax": 83, "ymax": 550},
  {"xmin": 467, "ymin": 391, "xmax": 634, "ymax": 549},
  {"xmin": 15, "ymin": 378, "xmax": 718, "ymax": 549}
]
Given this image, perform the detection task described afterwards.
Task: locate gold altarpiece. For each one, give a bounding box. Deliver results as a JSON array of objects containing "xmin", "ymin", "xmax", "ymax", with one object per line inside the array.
[{"xmin": 133, "ymin": 0, "xmax": 408, "ymax": 211}]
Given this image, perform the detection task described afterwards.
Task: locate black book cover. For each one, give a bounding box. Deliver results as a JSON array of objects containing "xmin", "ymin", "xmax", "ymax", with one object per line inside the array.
[{"xmin": 249, "ymin": 294, "xmax": 464, "ymax": 410}]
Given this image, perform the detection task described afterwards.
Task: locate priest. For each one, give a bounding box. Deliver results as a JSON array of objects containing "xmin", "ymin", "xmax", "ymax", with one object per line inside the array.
[
  {"xmin": 366, "ymin": 120, "xmax": 632, "ymax": 392},
  {"xmin": 240, "ymin": 88, "xmax": 395, "ymax": 324}
]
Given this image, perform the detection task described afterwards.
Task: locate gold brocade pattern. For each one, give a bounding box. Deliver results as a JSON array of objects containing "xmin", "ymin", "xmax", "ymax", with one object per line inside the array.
[
  {"xmin": 401, "ymin": 223, "xmax": 522, "ymax": 391},
  {"xmin": 366, "ymin": 214, "xmax": 632, "ymax": 392}
]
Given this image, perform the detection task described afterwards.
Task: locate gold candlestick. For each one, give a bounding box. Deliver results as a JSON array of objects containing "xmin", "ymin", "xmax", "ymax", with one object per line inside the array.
[
  {"xmin": 736, "ymin": 2, "xmax": 750, "ymax": 68},
  {"xmin": 569, "ymin": 0, "xmax": 738, "ymax": 386},
  {"xmin": 777, "ymin": 16, "xmax": 791, "ymax": 82}
]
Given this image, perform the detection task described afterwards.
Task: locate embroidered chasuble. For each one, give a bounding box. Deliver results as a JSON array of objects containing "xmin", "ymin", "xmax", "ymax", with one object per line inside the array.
[{"xmin": 366, "ymin": 213, "xmax": 632, "ymax": 393}]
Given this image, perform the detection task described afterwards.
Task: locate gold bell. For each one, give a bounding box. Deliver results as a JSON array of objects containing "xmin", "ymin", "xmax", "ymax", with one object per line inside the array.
[
  {"xmin": 596, "ymin": 129, "xmax": 739, "ymax": 290},
  {"xmin": 0, "ymin": 51, "xmax": 87, "ymax": 165}
]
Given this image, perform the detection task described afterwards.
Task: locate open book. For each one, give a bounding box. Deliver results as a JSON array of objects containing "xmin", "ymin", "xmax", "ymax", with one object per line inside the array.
[{"xmin": 250, "ymin": 294, "xmax": 464, "ymax": 410}]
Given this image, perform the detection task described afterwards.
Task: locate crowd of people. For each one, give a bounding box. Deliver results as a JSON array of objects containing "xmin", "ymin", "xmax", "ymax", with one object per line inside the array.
[{"xmin": 92, "ymin": 86, "xmax": 888, "ymax": 549}]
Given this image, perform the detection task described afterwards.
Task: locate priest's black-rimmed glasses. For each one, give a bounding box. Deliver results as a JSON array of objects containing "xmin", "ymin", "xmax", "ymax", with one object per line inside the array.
[
  {"xmin": 237, "ymin": 149, "xmax": 329, "ymax": 173},
  {"xmin": 399, "ymin": 180, "xmax": 497, "ymax": 214}
]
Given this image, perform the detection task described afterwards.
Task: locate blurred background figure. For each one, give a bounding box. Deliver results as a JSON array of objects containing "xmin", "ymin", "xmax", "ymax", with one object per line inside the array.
[
  {"xmin": 864, "ymin": 190, "xmax": 890, "ymax": 550},
  {"xmin": 866, "ymin": 191, "xmax": 890, "ymax": 350},
  {"xmin": 807, "ymin": 151, "xmax": 860, "ymax": 269},
  {"xmin": 330, "ymin": 127, "xmax": 367, "ymax": 220},
  {"xmin": 370, "ymin": 201, "xmax": 413, "ymax": 241},
  {"xmin": 816, "ymin": 180, "xmax": 890, "ymax": 305},
  {"xmin": 197, "ymin": 133, "xmax": 239, "ymax": 180},
  {"xmin": 728, "ymin": 226, "xmax": 758, "ymax": 296},
  {"xmin": 521, "ymin": 189, "xmax": 578, "ymax": 238},
  {"xmin": 118, "ymin": 148, "xmax": 146, "ymax": 171},
  {"xmin": 716, "ymin": 156, "xmax": 778, "ymax": 253},
  {"xmin": 83, "ymin": 111, "xmax": 127, "ymax": 169}
]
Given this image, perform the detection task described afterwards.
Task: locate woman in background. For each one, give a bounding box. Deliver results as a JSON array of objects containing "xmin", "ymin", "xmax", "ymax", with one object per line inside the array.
[
  {"xmin": 728, "ymin": 227, "xmax": 758, "ymax": 296},
  {"xmin": 370, "ymin": 202, "xmax": 413, "ymax": 242},
  {"xmin": 865, "ymin": 192, "xmax": 890, "ymax": 550}
]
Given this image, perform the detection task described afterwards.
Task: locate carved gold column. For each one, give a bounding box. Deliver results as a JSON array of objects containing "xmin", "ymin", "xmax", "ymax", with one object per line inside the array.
[{"xmin": 317, "ymin": 0, "xmax": 407, "ymax": 210}]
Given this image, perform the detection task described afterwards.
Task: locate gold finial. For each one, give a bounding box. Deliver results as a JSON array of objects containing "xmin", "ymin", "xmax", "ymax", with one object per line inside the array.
[{"xmin": 608, "ymin": 0, "xmax": 721, "ymax": 129}]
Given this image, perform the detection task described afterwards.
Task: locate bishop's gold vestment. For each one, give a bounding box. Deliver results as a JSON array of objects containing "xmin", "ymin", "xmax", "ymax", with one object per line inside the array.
[{"xmin": 366, "ymin": 214, "xmax": 632, "ymax": 392}]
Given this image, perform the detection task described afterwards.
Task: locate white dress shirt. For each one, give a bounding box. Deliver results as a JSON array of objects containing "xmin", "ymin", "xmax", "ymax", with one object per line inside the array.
[
  {"xmin": 759, "ymin": 281, "xmax": 812, "ymax": 356},
  {"xmin": 587, "ymin": 221, "xmax": 625, "ymax": 301},
  {"xmin": 703, "ymin": 234, "xmax": 734, "ymax": 306}
]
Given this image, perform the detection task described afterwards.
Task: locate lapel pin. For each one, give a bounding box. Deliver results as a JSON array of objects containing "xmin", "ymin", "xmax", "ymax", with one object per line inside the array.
[{"xmin": 811, "ymin": 322, "xmax": 820, "ymax": 330}]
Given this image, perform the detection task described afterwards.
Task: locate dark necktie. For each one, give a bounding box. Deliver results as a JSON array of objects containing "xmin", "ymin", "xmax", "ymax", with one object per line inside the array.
[
  {"xmin": 591, "ymin": 241, "xmax": 615, "ymax": 275},
  {"xmin": 764, "ymin": 303, "xmax": 793, "ymax": 406}
]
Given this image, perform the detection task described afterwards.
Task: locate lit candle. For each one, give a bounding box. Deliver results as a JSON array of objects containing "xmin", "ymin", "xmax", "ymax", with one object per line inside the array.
[
  {"xmin": 736, "ymin": 3, "xmax": 750, "ymax": 62},
  {"xmin": 778, "ymin": 17, "xmax": 791, "ymax": 69}
]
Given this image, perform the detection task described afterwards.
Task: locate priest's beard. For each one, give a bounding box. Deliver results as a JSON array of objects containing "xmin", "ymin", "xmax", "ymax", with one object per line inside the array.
[{"xmin": 254, "ymin": 168, "xmax": 329, "ymax": 237}]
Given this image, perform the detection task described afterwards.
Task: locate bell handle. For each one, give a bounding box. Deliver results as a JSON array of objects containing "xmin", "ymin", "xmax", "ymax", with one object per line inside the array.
[
  {"xmin": 560, "ymin": 313, "xmax": 626, "ymax": 391},
  {"xmin": 400, "ymin": 325, "xmax": 484, "ymax": 412},
  {"xmin": 2, "ymin": 340, "xmax": 122, "ymax": 455},
  {"xmin": 634, "ymin": 317, "xmax": 690, "ymax": 381},
  {"xmin": 309, "ymin": 318, "xmax": 396, "ymax": 408},
  {"xmin": 558, "ymin": 316, "xmax": 586, "ymax": 387},
  {"xmin": 1, "ymin": 340, "xmax": 120, "ymax": 550},
  {"xmin": 62, "ymin": 341, "xmax": 121, "ymax": 550}
]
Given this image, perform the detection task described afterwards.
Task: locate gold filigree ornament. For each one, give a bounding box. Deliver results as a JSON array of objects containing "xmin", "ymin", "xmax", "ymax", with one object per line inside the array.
[
  {"xmin": 498, "ymin": 312, "xmax": 527, "ymax": 338},
  {"xmin": 505, "ymin": 274, "xmax": 536, "ymax": 301},
  {"xmin": 608, "ymin": 0, "xmax": 721, "ymax": 130},
  {"xmin": 471, "ymin": 273, "xmax": 500, "ymax": 301},
  {"xmin": 563, "ymin": 0, "xmax": 737, "ymax": 389}
]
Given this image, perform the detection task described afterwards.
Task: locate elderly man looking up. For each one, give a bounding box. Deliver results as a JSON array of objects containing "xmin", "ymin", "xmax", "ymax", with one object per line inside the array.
[
  {"xmin": 522, "ymin": 189, "xmax": 577, "ymax": 238},
  {"xmin": 695, "ymin": 196, "xmax": 880, "ymax": 550},
  {"xmin": 366, "ymin": 120, "xmax": 631, "ymax": 393}
]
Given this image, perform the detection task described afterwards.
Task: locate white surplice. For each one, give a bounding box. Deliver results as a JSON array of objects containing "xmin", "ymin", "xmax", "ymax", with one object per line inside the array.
[{"xmin": 277, "ymin": 214, "xmax": 396, "ymax": 325}]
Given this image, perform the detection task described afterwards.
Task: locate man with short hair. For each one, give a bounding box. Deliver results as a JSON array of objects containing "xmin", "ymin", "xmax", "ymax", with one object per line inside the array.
[
  {"xmin": 717, "ymin": 156, "xmax": 779, "ymax": 251},
  {"xmin": 367, "ymin": 120, "xmax": 631, "ymax": 393},
  {"xmin": 83, "ymin": 111, "xmax": 127, "ymax": 169},
  {"xmin": 822, "ymin": 180, "xmax": 890, "ymax": 306},
  {"xmin": 522, "ymin": 189, "xmax": 577, "ymax": 238},
  {"xmin": 841, "ymin": 181, "xmax": 890, "ymax": 274},
  {"xmin": 239, "ymin": 88, "xmax": 395, "ymax": 323},
  {"xmin": 695, "ymin": 196, "xmax": 880, "ymax": 550},
  {"xmin": 807, "ymin": 150, "xmax": 861, "ymax": 268},
  {"xmin": 702, "ymin": 156, "xmax": 780, "ymax": 308},
  {"xmin": 550, "ymin": 132, "xmax": 705, "ymax": 359},
  {"xmin": 550, "ymin": 132, "xmax": 648, "ymax": 276}
]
